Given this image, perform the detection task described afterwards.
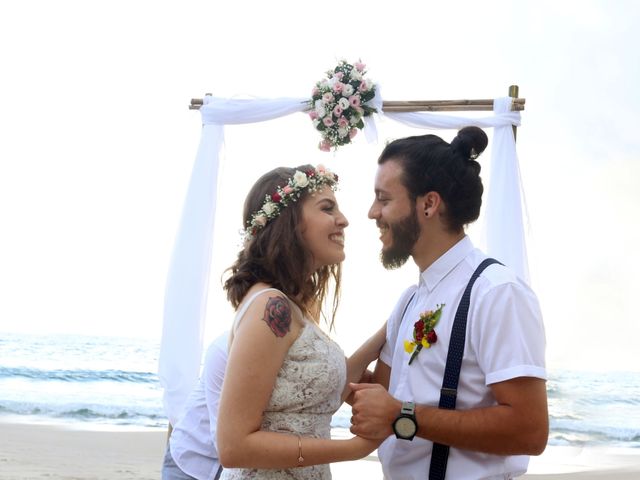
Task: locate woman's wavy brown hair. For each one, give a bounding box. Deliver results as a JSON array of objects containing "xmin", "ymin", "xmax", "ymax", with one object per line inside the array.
[{"xmin": 223, "ymin": 165, "xmax": 342, "ymax": 329}]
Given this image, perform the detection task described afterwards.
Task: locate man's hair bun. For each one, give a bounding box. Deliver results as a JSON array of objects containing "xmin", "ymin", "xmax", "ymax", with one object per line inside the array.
[{"xmin": 450, "ymin": 126, "xmax": 488, "ymax": 160}]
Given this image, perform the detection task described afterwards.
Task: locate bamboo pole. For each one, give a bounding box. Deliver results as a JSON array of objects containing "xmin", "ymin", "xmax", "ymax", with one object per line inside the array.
[
  {"xmin": 188, "ymin": 95, "xmax": 525, "ymax": 112},
  {"xmin": 509, "ymin": 85, "xmax": 520, "ymax": 141}
]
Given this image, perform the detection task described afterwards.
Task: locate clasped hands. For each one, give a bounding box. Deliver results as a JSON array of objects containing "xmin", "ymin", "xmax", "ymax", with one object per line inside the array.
[{"xmin": 348, "ymin": 382, "xmax": 401, "ymax": 440}]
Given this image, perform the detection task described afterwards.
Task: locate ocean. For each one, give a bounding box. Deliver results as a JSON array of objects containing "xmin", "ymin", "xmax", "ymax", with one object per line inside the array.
[{"xmin": 1, "ymin": 332, "xmax": 639, "ymax": 448}]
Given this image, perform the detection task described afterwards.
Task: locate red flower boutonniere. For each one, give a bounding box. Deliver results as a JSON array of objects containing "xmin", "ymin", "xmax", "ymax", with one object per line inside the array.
[{"xmin": 404, "ymin": 304, "xmax": 445, "ymax": 365}]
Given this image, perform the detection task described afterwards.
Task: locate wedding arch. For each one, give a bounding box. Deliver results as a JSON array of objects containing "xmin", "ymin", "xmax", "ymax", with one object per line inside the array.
[{"xmin": 158, "ymin": 76, "xmax": 528, "ymax": 426}]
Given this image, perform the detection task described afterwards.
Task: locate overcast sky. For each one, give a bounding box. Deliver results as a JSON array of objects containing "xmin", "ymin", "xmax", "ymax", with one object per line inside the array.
[{"xmin": 1, "ymin": 0, "xmax": 638, "ymax": 372}]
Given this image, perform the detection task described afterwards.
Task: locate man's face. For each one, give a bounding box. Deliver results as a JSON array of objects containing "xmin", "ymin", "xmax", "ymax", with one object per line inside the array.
[{"xmin": 368, "ymin": 160, "xmax": 421, "ymax": 269}]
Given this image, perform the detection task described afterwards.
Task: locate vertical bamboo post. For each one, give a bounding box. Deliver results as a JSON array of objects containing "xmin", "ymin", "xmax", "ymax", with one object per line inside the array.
[{"xmin": 509, "ymin": 85, "xmax": 519, "ymax": 142}]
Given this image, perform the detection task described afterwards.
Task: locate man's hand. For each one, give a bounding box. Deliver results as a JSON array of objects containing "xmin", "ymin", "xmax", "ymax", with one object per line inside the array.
[{"xmin": 349, "ymin": 382, "xmax": 401, "ymax": 440}]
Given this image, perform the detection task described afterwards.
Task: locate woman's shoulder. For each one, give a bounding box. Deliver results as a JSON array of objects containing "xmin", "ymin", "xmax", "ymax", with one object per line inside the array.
[
  {"xmin": 234, "ymin": 284, "xmax": 304, "ymax": 337},
  {"xmin": 239, "ymin": 283, "xmax": 288, "ymax": 311}
]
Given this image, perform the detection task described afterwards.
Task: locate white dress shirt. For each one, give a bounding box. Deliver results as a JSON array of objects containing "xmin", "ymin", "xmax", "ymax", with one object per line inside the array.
[
  {"xmin": 378, "ymin": 236, "xmax": 546, "ymax": 480},
  {"xmin": 169, "ymin": 331, "xmax": 228, "ymax": 480}
]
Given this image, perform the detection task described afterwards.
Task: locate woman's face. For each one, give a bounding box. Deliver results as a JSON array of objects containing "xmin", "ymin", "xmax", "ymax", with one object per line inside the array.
[{"xmin": 300, "ymin": 186, "xmax": 349, "ymax": 270}]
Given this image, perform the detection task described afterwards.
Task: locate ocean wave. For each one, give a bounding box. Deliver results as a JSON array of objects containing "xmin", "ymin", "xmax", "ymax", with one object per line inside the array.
[
  {"xmin": 0, "ymin": 366, "xmax": 158, "ymax": 384},
  {"xmin": 550, "ymin": 418, "xmax": 640, "ymax": 444},
  {"xmin": 0, "ymin": 402, "xmax": 167, "ymax": 428}
]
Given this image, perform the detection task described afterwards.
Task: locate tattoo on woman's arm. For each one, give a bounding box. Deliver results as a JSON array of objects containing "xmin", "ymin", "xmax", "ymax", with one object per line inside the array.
[{"xmin": 263, "ymin": 296, "xmax": 291, "ymax": 337}]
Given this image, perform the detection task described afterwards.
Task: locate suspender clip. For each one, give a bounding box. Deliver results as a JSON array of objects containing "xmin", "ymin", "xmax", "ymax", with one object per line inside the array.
[{"xmin": 440, "ymin": 387, "xmax": 457, "ymax": 397}]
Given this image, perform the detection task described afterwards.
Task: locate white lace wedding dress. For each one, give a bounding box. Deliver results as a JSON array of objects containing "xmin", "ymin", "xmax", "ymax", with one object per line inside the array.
[{"xmin": 220, "ymin": 289, "xmax": 346, "ymax": 480}]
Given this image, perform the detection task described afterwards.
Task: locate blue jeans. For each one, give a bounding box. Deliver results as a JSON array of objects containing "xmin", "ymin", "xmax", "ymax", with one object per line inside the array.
[{"xmin": 161, "ymin": 446, "xmax": 223, "ymax": 480}]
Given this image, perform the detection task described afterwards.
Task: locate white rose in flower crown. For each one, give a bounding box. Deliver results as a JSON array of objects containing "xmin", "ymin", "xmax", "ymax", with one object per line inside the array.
[
  {"xmin": 254, "ymin": 215, "xmax": 267, "ymax": 227},
  {"xmin": 337, "ymin": 127, "xmax": 349, "ymax": 138},
  {"xmin": 293, "ymin": 171, "xmax": 309, "ymax": 188},
  {"xmin": 351, "ymin": 69, "xmax": 363, "ymax": 81},
  {"xmin": 262, "ymin": 202, "xmax": 277, "ymax": 216}
]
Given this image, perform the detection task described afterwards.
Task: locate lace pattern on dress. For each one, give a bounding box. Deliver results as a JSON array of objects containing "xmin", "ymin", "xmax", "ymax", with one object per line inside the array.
[{"xmin": 220, "ymin": 290, "xmax": 346, "ymax": 480}]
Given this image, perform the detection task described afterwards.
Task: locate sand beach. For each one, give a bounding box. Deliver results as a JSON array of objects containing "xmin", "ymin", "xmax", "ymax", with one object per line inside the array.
[{"xmin": 1, "ymin": 420, "xmax": 639, "ymax": 480}]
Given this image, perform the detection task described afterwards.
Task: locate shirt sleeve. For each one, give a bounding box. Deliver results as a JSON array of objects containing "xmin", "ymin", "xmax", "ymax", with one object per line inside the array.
[
  {"xmin": 380, "ymin": 285, "xmax": 417, "ymax": 366},
  {"xmin": 203, "ymin": 331, "xmax": 229, "ymax": 450},
  {"xmin": 471, "ymin": 279, "xmax": 547, "ymax": 385}
]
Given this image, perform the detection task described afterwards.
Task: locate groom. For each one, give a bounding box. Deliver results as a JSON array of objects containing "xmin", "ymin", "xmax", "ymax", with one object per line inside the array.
[{"xmin": 349, "ymin": 128, "xmax": 548, "ymax": 479}]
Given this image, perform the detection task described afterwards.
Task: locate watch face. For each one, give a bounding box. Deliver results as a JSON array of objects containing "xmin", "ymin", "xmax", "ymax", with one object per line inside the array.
[{"xmin": 394, "ymin": 416, "xmax": 417, "ymax": 438}]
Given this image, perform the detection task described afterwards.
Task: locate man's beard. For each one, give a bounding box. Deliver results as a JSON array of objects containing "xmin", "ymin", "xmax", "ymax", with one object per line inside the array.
[{"xmin": 380, "ymin": 205, "xmax": 421, "ymax": 270}]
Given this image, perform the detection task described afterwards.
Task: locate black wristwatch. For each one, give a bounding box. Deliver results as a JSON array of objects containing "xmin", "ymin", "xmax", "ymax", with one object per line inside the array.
[{"xmin": 392, "ymin": 401, "xmax": 418, "ymax": 440}]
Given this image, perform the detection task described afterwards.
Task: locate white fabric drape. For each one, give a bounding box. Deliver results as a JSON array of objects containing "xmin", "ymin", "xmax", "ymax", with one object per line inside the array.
[
  {"xmin": 484, "ymin": 97, "xmax": 529, "ymax": 282},
  {"xmin": 158, "ymin": 94, "xmax": 528, "ymax": 424},
  {"xmin": 158, "ymin": 122, "xmax": 224, "ymax": 425},
  {"xmin": 158, "ymin": 96, "xmax": 310, "ymax": 425}
]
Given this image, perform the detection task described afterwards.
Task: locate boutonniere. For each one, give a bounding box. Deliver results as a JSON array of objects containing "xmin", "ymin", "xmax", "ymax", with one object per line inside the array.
[{"xmin": 404, "ymin": 304, "xmax": 445, "ymax": 365}]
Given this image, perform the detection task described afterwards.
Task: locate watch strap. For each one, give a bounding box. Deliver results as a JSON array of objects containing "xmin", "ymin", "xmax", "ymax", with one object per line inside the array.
[{"xmin": 400, "ymin": 401, "xmax": 415, "ymax": 416}]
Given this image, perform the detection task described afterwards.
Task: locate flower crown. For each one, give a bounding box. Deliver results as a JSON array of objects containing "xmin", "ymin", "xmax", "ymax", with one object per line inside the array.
[
  {"xmin": 244, "ymin": 165, "xmax": 339, "ymax": 241},
  {"xmin": 308, "ymin": 59, "xmax": 377, "ymax": 151}
]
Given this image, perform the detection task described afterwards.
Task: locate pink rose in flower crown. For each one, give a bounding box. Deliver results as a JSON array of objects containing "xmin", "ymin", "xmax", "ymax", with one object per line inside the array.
[
  {"xmin": 323, "ymin": 117, "xmax": 334, "ymax": 127},
  {"xmin": 349, "ymin": 95, "xmax": 361, "ymax": 108},
  {"xmin": 354, "ymin": 61, "xmax": 366, "ymax": 72},
  {"xmin": 308, "ymin": 111, "xmax": 318, "ymax": 120},
  {"xmin": 338, "ymin": 117, "xmax": 349, "ymax": 128},
  {"xmin": 333, "ymin": 82, "xmax": 344, "ymax": 94},
  {"xmin": 349, "ymin": 128, "xmax": 358, "ymax": 139},
  {"xmin": 358, "ymin": 80, "xmax": 369, "ymax": 92},
  {"xmin": 282, "ymin": 185, "xmax": 293, "ymax": 195},
  {"xmin": 334, "ymin": 71, "xmax": 344, "ymax": 80}
]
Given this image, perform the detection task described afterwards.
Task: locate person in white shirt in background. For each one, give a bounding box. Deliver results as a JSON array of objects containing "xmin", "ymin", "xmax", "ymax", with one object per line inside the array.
[
  {"xmin": 349, "ymin": 127, "xmax": 548, "ymax": 480},
  {"xmin": 162, "ymin": 331, "xmax": 228, "ymax": 480}
]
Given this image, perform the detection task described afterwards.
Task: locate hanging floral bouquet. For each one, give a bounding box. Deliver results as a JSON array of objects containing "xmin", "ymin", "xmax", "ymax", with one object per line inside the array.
[{"xmin": 308, "ymin": 60, "xmax": 377, "ymax": 151}]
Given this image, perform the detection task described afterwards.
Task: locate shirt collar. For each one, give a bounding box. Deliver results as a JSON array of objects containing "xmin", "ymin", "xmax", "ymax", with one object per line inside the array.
[{"xmin": 418, "ymin": 235, "xmax": 474, "ymax": 292}]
